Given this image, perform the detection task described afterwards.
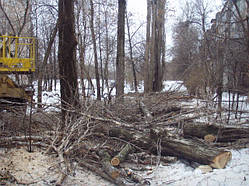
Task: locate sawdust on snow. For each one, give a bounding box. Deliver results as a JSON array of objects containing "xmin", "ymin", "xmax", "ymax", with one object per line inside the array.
[
  {"xmin": 0, "ymin": 147, "xmax": 113, "ymax": 185},
  {"xmin": 0, "ymin": 147, "xmax": 59, "ymax": 185}
]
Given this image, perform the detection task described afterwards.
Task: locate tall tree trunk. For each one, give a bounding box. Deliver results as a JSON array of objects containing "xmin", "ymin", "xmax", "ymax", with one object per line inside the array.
[
  {"xmin": 104, "ymin": 10, "xmax": 110, "ymax": 92},
  {"xmin": 53, "ymin": 41, "xmax": 57, "ymax": 91},
  {"xmin": 157, "ymin": 0, "xmax": 166, "ymax": 91},
  {"xmin": 98, "ymin": 3, "xmax": 105, "ymax": 97},
  {"xmin": 160, "ymin": 24, "xmax": 166, "ymax": 85},
  {"xmin": 216, "ymin": 41, "xmax": 223, "ymax": 116},
  {"xmin": 116, "ymin": 0, "xmax": 126, "ymax": 98},
  {"xmin": 150, "ymin": 0, "xmax": 157, "ymax": 91},
  {"xmin": 152, "ymin": 0, "xmax": 165, "ymax": 92},
  {"xmin": 79, "ymin": 31, "xmax": 86, "ymax": 98},
  {"xmin": 144, "ymin": 0, "xmax": 152, "ymax": 93},
  {"xmin": 152, "ymin": 0, "xmax": 160, "ymax": 91},
  {"xmin": 126, "ymin": 13, "xmax": 137, "ymax": 92},
  {"xmin": 58, "ymin": 0, "xmax": 79, "ymax": 126},
  {"xmin": 90, "ymin": 0, "xmax": 101, "ymax": 100},
  {"xmin": 78, "ymin": 0, "xmax": 87, "ymax": 99},
  {"xmin": 79, "ymin": 38, "xmax": 86, "ymax": 98},
  {"xmin": 145, "ymin": 0, "xmax": 166, "ymax": 93}
]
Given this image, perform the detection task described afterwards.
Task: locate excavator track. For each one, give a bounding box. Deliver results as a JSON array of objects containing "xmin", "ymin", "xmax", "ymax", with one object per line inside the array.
[
  {"xmin": 0, "ymin": 75, "xmax": 32, "ymax": 112},
  {"xmin": 0, "ymin": 98, "xmax": 27, "ymax": 112}
]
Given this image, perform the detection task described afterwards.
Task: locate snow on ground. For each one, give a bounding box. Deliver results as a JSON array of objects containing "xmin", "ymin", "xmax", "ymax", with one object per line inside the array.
[
  {"xmin": 33, "ymin": 79, "xmax": 186, "ymax": 106},
  {"xmin": 141, "ymin": 148, "xmax": 249, "ymax": 186},
  {"xmin": 29, "ymin": 80, "xmax": 249, "ymax": 186},
  {"xmin": 0, "ymin": 147, "xmax": 58, "ymax": 185},
  {"xmin": 221, "ymin": 92, "xmax": 249, "ymax": 111},
  {"xmin": 0, "ymin": 147, "xmax": 114, "ymax": 186},
  {"xmin": 0, "ymin": 147, "xmax": 248, "ymax": 186},
  {"xmin": 163, "ymin": 81, "xmax": 187, "ymax": 92}
]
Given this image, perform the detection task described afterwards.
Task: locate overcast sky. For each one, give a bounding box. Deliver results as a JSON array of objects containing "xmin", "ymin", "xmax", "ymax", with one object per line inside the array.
[{"xmin": 127, "ymin": 0, "xmax": 224, "ymax": 50}]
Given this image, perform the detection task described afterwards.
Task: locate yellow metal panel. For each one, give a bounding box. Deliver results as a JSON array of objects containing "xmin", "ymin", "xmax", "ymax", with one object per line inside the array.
[{"xmin": 0, "ymin": 35, "xmax": 36, "ymax": 73}]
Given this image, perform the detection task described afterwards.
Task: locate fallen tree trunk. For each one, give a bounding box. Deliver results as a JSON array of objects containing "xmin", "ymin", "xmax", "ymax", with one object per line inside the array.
[
  {"xmin": 0, "ymin": 136, "xmax": 49, "ymax": 148},
  {"xmin": 78, "ymin": 160, "xmax": 117, "ymax": 184},
  {"xmin": 109, "ymin": 128, "xmax": 231, "ymax": 169},
  {"xmin": 139, "ymin": 100, "xmax": 153, "ymax": 120},
  {"xmin": 159, "ymin": 136, "xmax": 231, "ymax": 169},
  {"xmin": 183, "ymin": 122, "xmax": 249, "ymax": 142},
  {"xmin": 127, "ymin": 152, "xmax": 177, "ymax": 165},
  {"xmin": 98, "ymin": 149, "xmax": 126, "ymax": 185},
  {"xmin": 111, "ymin": 144, "xmax": 135, "ymax": 167}
]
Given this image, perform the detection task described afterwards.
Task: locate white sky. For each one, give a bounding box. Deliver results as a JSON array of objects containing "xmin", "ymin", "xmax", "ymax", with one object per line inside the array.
[{"xmin": 127, "ymin": 0, "xmax": 224, "ymax": 50}]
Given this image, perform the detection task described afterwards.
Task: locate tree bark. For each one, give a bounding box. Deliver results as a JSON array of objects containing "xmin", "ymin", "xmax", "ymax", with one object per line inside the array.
[
  {"xmin": 90, "ymin": 0, "xmax": 101, "ymax": 100},
  {"xmin": 139, "ymin": 100, "xmax": 153, "ymax": 120},
  {"xmin": 98, "ymin": 149, "xmax": 126, "ymax": 185},
  {"xmin": 126, "ymin": 13, "xmax": 138, "ymax": 92},
  {"xmin": 104, "ymin": 10, "xmax": 110, "ymax": 93},
  {"xmin": 145, "ymin": 0, "xmax": 166, "ymax": 92},
  {"xmin": 78, "ymin": 160, "xmax": 120, "ymax": 185},
  {"xmin": 144, "ymin": 0, "xmax": 152, "ymax": 93},
  {"xmin": 183, "ymin": 122, "xmax": 249, "ymax": 142},
  {"xmin": 109, "ymin": 127, "xmax": 231, "ymax": 169},
  {"xmin": 116, "ymin": 0, "xmax": 126, "ymax": 98},
  {"xmin": 58, "ymin": 0, "xmax": 79, "ymax": 124},
  {"xmin": 111, "ymin": 144, "xmax": 135, "ymax": 166},
  {"xmin": 77, "ymin": 1, "xmax": 87, "ymax": 99}
]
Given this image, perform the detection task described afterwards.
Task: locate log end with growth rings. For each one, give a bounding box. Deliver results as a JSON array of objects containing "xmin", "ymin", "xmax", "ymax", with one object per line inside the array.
[
  {"xmin": 111, "ymin": 170, "xmax": 120, "ymax": 179},
  {"xmin": 204, "ymin": 134, "xmax": 216, "ymax": 143},
  {"xmin": 210, "ymin": 151, "xmax": 232, "ymax": 169},
  {"xmin": 111, "ymin": 157, "xmax": 120, "ymax": 167}
]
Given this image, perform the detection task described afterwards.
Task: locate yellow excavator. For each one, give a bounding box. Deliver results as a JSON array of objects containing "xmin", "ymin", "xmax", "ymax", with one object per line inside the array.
[{"xmin": 0, "ymin": 35, "xmax": 35, "ymax": 109}]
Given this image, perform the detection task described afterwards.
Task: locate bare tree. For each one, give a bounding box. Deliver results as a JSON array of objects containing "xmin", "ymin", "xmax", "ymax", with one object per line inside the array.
[
  {"xmin": 116, "ymin": 0, "xmax": 126, "ymax": 98},
  {"xmin": 37, "ymin": 21, "xmax": 58, "ymax": 109},
  {"xmin": 126, "ymin": 12, "xmax": 139, "ymax": 92},
  {"xmin": 0, "ymin": 0, "xmax": 30, "ymax": 36},
  {"xmin": 75, "ymin": 0, "xmax": 86, "ymax": 98},
  {"xmin": 231, "ymin": 0, "xmax": 249, "ymax": 53},
  {"xmin": 144, "ymin": 0, "xmax": 167, "ymax": 92},
  {"xmin": 90, "ymin": 0, "xmax": 101, "ymax": 100},
  {"xmin": 58, "ymin": 0, "xmax": 79, "ymax": 124},
  {"xmin": 144, "ymin": 0, "xmax": 152, "ymax": 93}
]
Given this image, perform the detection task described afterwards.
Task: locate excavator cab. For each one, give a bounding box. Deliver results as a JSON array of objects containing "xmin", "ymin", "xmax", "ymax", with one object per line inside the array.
[{"xmin": 0, "ymin": 35, "xmax": 35, "ymax": 108}]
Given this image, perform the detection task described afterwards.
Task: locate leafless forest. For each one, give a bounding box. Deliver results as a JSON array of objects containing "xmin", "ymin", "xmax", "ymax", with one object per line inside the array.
[{"xmin": 0, "ymin": 0, "xmax": 248, "ymax": 185}]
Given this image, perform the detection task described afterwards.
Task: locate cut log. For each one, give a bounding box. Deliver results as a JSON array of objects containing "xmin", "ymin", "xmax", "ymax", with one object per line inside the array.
[
  {"xmin": 204, "ymin": 134, "xmax": 216, "ymax": 143},
  {"xmin": 159, "ymin": 136, "xmax": 232, "ymax": 169},
  {"xmin": 139, "ymin": 100, "xmax": 153, "ymax": 120},
  {"xmin": 98, "ymin": 149, "xmax": 125, "ymax": 185},
  {"xmin": 127, "ymin": 152, "xmax": 177, "ymax": 165},
  {"xmin": 111, "ymin": 144, "xmax": 135, "ymax": 166},
  {"xmin": 0, "ymin": 135, "xmax": 49, "ymax": 148},
  {"xmin": 109, "ymin": 128, "xmax": 231, "ymax": 169},
  {"xmin": 123, "ymin": 168, "xmax": 150, "ymax": 185},
  {"xmin": 210, "ymin": 151, "xmax": 232, "ymax": 169},
  {"xmin": 78, "ymin": 160, "xmax": 120, "ymax": 185},
  {"xmin": 183, "ymin": 122, "xmax": 249, "ymax": 142}
]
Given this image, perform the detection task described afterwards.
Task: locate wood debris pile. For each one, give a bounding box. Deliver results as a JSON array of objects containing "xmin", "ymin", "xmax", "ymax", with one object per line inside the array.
[{"xmin": 0, "ymin": 91, "xmax": 249, "ymax": 185}]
